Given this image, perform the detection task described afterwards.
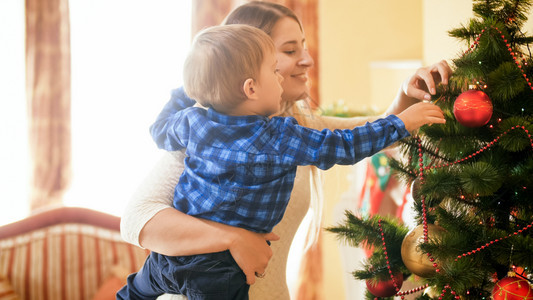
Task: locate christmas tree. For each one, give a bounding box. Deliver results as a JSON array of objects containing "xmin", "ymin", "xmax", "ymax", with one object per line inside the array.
[{"xmin": 327, "ymin": 1, "xmax": 533, "ymax": 299}]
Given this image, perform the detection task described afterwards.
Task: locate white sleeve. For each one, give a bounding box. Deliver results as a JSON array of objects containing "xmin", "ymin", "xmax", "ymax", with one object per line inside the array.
[{"xmin": 120, "ymin": 150, "xmax": 186, "ymax": 247}]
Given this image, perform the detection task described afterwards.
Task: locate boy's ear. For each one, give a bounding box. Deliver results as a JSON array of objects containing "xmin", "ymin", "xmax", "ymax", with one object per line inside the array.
[{"xmin": 242, "ymin": 78, "xmax": 258, "ymax": 100}]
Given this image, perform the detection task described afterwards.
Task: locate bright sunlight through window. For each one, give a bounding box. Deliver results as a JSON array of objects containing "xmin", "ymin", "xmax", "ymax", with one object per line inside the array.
[
  {"xmin": 65, "ymin": 0, "xmax": 192, "ymax": 216},
  {"xmin": 0, "ymin": 0, "xmax": 192, "ymax": 225},
  {"xmin": 0, "ymin": 0, "xmax": 27, "ymax": 225}
]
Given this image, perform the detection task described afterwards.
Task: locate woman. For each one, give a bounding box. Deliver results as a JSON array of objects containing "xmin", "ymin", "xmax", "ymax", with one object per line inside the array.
[{"xmin": 120, "ymin": 2, "xmax": 452, "ymax": 299}]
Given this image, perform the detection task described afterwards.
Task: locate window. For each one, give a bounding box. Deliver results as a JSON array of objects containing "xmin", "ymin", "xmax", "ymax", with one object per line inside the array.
[
  {"xmin": 66, "ymin": 0, "xmax": 192, "ymax": 216},
  {"xmin": 0, "ymin": 0, "xmax": 192, "ymax": 225},
  {"xmin": 0, "ymin": 0, "xmax": 27, "ymax": 225}
]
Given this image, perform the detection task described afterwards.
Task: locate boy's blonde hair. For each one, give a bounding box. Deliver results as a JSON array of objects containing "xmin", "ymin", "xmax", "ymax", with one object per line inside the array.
[{"xmin": 183, "ymin": 24, "xmax": 276, "ymax": 112}]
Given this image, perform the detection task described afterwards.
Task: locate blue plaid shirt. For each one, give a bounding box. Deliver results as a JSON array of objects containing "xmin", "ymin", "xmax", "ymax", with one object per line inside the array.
[{"xmin": 151, "ymin": 87, "xmax": 410, "ymax": 233}]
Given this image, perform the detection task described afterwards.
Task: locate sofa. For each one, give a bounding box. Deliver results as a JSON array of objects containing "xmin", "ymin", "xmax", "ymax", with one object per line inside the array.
[{"xmin": 0, "ymin": 206, "xmax": 150, "ymax": 300}]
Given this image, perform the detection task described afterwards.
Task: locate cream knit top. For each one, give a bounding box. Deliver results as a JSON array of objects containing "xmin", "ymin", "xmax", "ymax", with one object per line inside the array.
[{"xmin": 120, "ymin": 108, "xmax": 376, "ymax": 300}]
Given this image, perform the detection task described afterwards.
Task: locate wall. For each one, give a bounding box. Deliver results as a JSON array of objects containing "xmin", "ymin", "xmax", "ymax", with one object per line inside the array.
[
  {"xmin": 318, "ymin": 1, "xmax": 423, "ymax": 299},
  {"xmin": 422, "ymin": 0, "xmax": 474, "ymax": 65},
  {"xmin": 319, "ymin": 0, "xmax": 423, "ymax": 113}
]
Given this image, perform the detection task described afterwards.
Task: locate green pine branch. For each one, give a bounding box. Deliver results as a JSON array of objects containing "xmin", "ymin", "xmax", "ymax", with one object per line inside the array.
[
  {"xmin": 326, "ymin": 213, "xmax": 411, "ymax": 280},
  {"xmin": 329, "ymin": 1, "xmax": 533, "ymax": 296}
]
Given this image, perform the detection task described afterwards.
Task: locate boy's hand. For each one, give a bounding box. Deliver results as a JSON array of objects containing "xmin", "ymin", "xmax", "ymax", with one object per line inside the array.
[{"xmin": 397, "ymin": 102, "xmax": 446, "ymax": 132}]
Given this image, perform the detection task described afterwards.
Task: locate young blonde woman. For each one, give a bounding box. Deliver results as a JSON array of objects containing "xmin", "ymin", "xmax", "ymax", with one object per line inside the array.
[{"xmin": 120, "ymin": 2, "xmax": 452, "ymax": 299}]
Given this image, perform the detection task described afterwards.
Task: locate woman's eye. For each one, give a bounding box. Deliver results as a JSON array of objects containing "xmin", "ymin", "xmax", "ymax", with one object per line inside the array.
[{"xmin": 284, "ymin": 51, "xmax": 296, "ymax": 55}]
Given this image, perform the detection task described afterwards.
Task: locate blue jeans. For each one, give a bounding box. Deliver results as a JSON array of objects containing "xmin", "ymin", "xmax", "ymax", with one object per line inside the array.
[{"xmin": 116, "ymin": 251, "xmax": 249, "ymax": 300}]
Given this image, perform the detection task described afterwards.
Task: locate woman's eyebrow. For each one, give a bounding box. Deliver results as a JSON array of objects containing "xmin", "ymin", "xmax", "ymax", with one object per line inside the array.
[{"xmin": 281, "ymin": 38, "xmax": 306, "ymax": 46}]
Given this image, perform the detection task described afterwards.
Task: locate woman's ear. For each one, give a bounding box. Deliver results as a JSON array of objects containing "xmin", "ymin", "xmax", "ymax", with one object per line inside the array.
[{"xmin": 242, "ymin": 78, "xmax": 258, "ymax": 100}]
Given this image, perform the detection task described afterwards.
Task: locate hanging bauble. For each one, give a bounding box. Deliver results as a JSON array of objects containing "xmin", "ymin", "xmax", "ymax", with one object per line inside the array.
[
  {"xmin": 401, "ymin": 224, "xmax": 445, "ymax": 278},
  {"xmin": 453, "ymin": 89, "xmax": 493, "ymax": 127},
  {"xmin": 366, "ymin": 271, "xmax": 403, "ymax": 297},
  {"xmin": 492, "ymin": 272, "xmax": 533, "ymax": 300}
]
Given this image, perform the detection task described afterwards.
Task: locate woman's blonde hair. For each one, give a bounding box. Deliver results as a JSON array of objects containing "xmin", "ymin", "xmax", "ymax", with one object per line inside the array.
[
  {"xmin": 183, "ymin": 24, "xmax": 275, "ymax": 113},
  {"xmin": 223, "ymin": 1, "xmax": 302, "ymax": 36}
]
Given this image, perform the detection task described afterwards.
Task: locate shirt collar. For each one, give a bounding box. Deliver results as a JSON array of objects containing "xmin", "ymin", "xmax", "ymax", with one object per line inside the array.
[{"xmin": 207, "ymin": 108, "xmax": 270, "ymax": 125}]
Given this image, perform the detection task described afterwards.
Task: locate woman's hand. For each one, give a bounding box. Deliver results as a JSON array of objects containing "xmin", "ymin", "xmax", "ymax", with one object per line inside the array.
[
  {"xmin": 227, "ymin": 227, "xmax": 280, "ymax": 285},
  {"xmin": 387, "ymin": 60, "xmax": 452, "ymax": 116},
  {"xmin": 403, "ymin": 60, "xmax": 452, "ymax": 101}
]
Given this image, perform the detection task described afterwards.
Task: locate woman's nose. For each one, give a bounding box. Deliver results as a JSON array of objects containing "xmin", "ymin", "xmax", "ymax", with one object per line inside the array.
[{"xmin": 299, "ymin": 49, "xmax": 314, "ymax": 67}]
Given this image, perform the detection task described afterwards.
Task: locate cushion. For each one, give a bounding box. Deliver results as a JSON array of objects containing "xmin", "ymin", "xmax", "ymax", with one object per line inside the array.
[
  {"xmin": 91, "ymin": 264, "xmax": 131, "ymax": 300},
  {"xmin": 91, "ymin": 276, "xmax": 124, "ymax": 300}
]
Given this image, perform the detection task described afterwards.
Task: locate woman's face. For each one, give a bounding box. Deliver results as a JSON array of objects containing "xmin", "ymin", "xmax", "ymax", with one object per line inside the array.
[{"xmin": 270, "ymin": 17, "xmax": 314, "ymax": 103}]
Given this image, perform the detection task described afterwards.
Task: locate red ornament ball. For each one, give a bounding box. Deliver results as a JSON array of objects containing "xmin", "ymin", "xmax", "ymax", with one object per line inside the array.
[
  {"xmin": 453, "ymin": 90, "xmax": 493, "ymax": 127},
  {"xmin": 366, "ymin": 272, "xmax": 403, "ymax": 297},
  {"xmin": 492, "ymin": 274, "xmax": 533, "ymax": 300}
]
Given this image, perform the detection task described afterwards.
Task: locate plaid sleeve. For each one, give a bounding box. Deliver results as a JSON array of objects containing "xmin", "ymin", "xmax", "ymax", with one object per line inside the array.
[
  {"xmin": 278, "ymin": 115, "xmax": 409, "ymax": 170},
  {"xmin": 150, "ymin": 87, "xmax": 198, "ymax": 151}
]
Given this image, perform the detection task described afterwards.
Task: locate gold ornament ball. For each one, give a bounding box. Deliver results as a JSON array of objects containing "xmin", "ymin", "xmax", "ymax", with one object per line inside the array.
[{"xmin": 401, "ymin": 223, "xmax": 445, "ymax": 278}]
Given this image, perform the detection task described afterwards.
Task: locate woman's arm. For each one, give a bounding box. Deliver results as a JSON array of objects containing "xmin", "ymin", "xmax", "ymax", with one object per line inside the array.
[
  {"xmin": 120, "ymin": 150, "xmax": 277, "ymax": 284},
  {"xmin": 120, "ymin": 150, "xmax": 184, "ymax": 248},
  {"xmin": 317, "ymin": 61, "xmax": 452, "ymax": 131}
]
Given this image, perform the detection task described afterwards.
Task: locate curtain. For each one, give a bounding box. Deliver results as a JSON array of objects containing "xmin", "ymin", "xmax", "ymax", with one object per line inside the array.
[
  {"xmin": 294, "ymin": 232, "xmax": 324, "ymax": 300},
  {"xmin": 25, "ymin": 0, "xmax": 71, "ymax": 212},
  {"xmin": 191, "ymin": 0, "xmax": 235, "ymax": 36}
]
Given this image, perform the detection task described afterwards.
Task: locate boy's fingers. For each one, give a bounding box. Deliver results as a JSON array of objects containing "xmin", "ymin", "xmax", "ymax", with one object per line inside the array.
[{"xmin": 427, "ymin": 115, "xmax": 446, "ymax": 123}]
